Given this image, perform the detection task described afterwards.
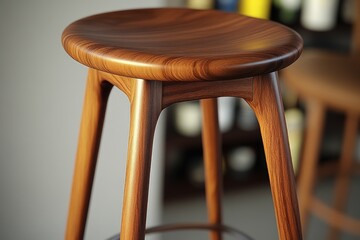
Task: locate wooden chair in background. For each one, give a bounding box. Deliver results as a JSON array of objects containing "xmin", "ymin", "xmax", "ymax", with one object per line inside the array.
[{"xmin": 282, "ymin": 1, "xmax": 360, "ymax": 239}]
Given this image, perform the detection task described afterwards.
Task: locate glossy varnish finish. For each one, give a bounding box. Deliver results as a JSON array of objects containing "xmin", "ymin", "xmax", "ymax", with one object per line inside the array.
[
  {"xmin": 246, "ymin": 73, "xmax": 302, "ymax": 239},
  {"xmin": 63, "ymin": 8, "xmax": 303, "ymax": 240},
  {"xmin": 201, "ymin": 98, "xmax": 223, "ymax": 240},
  {"xmin": 65, "ymin": 69, "xmax": 112, "ymax": 239},
  {"xmin": 62, "ymin": 8, "xmax": 302, "ymax": 81}
]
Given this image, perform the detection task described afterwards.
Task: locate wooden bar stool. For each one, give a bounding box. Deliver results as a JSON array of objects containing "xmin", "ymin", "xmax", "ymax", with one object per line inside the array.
[
  {"xmin": 282, "ymin": 2, "xmax": 360, "ymax": 239},
  {"xmin": 62, "ymin": 8, "xmax": 303, "ymax": 240}
]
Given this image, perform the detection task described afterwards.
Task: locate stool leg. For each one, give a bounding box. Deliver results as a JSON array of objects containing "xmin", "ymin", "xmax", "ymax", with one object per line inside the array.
[
  {"xmin": 297, "ymin": 100, "xmax": 325, "ymax": 236},
  {"xmin": 120, "ymin": 80, "xmax": 162, "ymax": 240},
  {"xmin": 328, "ymin": 114, "xmax": 358, "ymax": 240},
  {"xmin": 201, "ymin": 98, "xmax": 223, "ymax": 240},
  {"xmin": 66, "ymin": 69, "xmax": 112, "ymax": 240},
  {"xmin": 246, "ymin": 73, "xmax": 302, "ymax": 240}
]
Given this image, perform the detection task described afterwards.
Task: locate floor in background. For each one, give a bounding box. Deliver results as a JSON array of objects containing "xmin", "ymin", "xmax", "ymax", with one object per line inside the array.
[{"xmin": 162, "ymin": 177, "xmax": 360, "ymax": 240}]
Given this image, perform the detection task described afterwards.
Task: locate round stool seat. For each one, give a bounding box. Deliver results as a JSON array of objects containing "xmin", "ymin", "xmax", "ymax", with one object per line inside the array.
[
  {"xmin": 62, "ymin": 8, "xmax": 302, "ymax": 81},
  {"xmin": 283, "ymin": 49, "xmax": 360, "ymax": 113},
  {"xmin": 63, "ymin": 8, "xmax": 304, "ymax": 240}
]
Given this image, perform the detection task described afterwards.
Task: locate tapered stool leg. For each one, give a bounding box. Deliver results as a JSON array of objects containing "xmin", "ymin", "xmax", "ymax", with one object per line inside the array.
[
  {"xmin": 201, "ymin": 98, "xmax": 223, "ymax": 240},
  {"xmin": 66, "ymin": 69, "xmax": 112, "ymax": 240},
  {"xmin": 297, "ymin": 101, "xmax": 325, "ymax": 235},
  {"xmin": 246, "ymin": 73, "xmax": 302, "ymax": 240},
  {"xmin": 120, "ymin": 79, "xmax": 162, "ymax": 240}
]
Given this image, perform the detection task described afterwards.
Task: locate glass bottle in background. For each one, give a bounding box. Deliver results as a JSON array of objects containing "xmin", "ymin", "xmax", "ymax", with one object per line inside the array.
[
  {"xmin": 285, "ymin": 108, "xmax": 304, "ymax": 174},
  {"xmin": 275, "ymin": 0, "xmax": 301, "ymax": 24},
  {"xmin": 239, "ymin": 0, "xmax": 272, "ymax": 19},
  {"xmin": 218, "ymin": 97, "xmax": 236, "ymax": 133},
  {"xmin": 187, "ymin": 0, "xmax": 214, "ymax": 9},
  {"xmin": 174, "ymin": 101, "xmax": 202, "ymax": 137},
  {"xmin": 301, "ymin": 0, "xmax": 339, "ymax": 31},
  {"xmin": 227, "ymin": 146, "xmax": 257, "ymax": 178},
  {"xmin": 217, "ymin": 0, "xmax": 238, "ymax": 12}
]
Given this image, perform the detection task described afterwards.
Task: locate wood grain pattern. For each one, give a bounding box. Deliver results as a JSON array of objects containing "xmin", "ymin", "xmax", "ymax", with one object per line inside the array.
[
  {"xmin": 201, "ymin": 98, "xmax": 223, "ymax": 240},
  {"xmin": 63, "ymin": 8, "xmax": 304, "ymax": 240},
  {"xmin": 120, "ymin": 79, "xmax": 162, "ymax": 240},
  {"xmin": 62, "ymin": 8, "xmax": 302, "ymax": 81},
  {"xmin": 66, "ymin": 69, "xmax": 112, "ymax": 240},
  {"xmin": 65, "ymin": 70, "xmax": 303, "ymax": 240},
  {"xmin": 162, "ymin": 78, "xmax": 252, "ymax": 108},
  {"xmin": 246, "ymin": 73, "xmax": 302, "ymax": 240},
  {"xmin": 98, "ymin": 71, "xmax": 134, "ymax": 100}
]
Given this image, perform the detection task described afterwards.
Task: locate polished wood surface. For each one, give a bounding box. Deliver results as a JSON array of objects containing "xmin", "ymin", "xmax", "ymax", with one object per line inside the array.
[
  {"xmin": 246, "ymin": 73, "xmax": 302, "ymax": 240},
  {"xmin": 66, "ymin": 71, "xmax": 303, "ymax": 240},
  {"xmin": 201, "ymin": 98, "xmax": 223, "ymax": 240},
  {"xmin": 62, "ymin": 8, "xmax": 302, "ymax": 81},
  {"xmin": 66, "ymin": 69, "xmax": 112, "ymax": 240},
  {"xmin": 120, "ymin": 79, "xmax": 162, "ymax": 240},
  {"xmin": 162, "ymin": 78, "xmax": 252, "ymax": 108},
  {"xmin": 63, "ymin": 8, "xmax": 303, "ymax": 240}
]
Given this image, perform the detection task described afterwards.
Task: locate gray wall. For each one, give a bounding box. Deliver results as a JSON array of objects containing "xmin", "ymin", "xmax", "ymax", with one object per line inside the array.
[{"xmin": 0, "ymin": 1, "xmax": 166, "ymax": 239}]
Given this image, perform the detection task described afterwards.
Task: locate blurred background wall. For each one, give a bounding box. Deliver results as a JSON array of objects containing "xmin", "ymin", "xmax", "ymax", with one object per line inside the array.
[{"xmin": 0, "ymin": 1, "xmax": 166, "ymax": 239}]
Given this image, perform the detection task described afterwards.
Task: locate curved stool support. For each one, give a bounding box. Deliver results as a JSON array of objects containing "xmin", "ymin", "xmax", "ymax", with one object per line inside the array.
[
  {"xmin": 66, "ymin": 69, "xmax": 113, "ymax": 240},
  {"xmin": 62, "ymin": 8, "xmax": 303, "ymax": 240},
  {"xmin": 201, "ymin": 98, "xmax": 223, "ymax": 240},
  {"xmin": 246, "ymin": 73, "xmax": 302, "ymax": 240},
  {"xmin": 120, "ymin": 79, "xmax": 163, "ymax": 240}
]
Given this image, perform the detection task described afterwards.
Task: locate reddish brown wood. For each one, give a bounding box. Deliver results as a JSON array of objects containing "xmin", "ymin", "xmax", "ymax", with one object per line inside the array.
[
  {"xmin": 120, "ymin": 79, "xmax": 162, "ymax": 240},
  {"xmin": 245, "ymin": 73, "xmax": 302, "ymax": 240},
  {"xmin": 282, "ymin": 4, "xmax": 360, "ymax": 239},
  {"xmin": 62, "ymin": 8, "xmax": 302, "ymax": 82},
  {"xmin": 201, "ymin": 98, "xmax": 223, "ymax": 240},
  {"xmin": 63, "ymin": 8, "xmax": 304, "ymax": 240},
  {"xmin": 284, "ymin": 56, "xmax": 360, "ymax": 238},
  {"xmin": 162, "ymin": 78, "xmax": 253, "ymax": 108},
  {"xmin": 66, "ymin": 69, "xmax": 112, "ymax": 240},
  {"xmin": 98, "ymin": 71, "xmax": 134, "ymax": 100}
]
